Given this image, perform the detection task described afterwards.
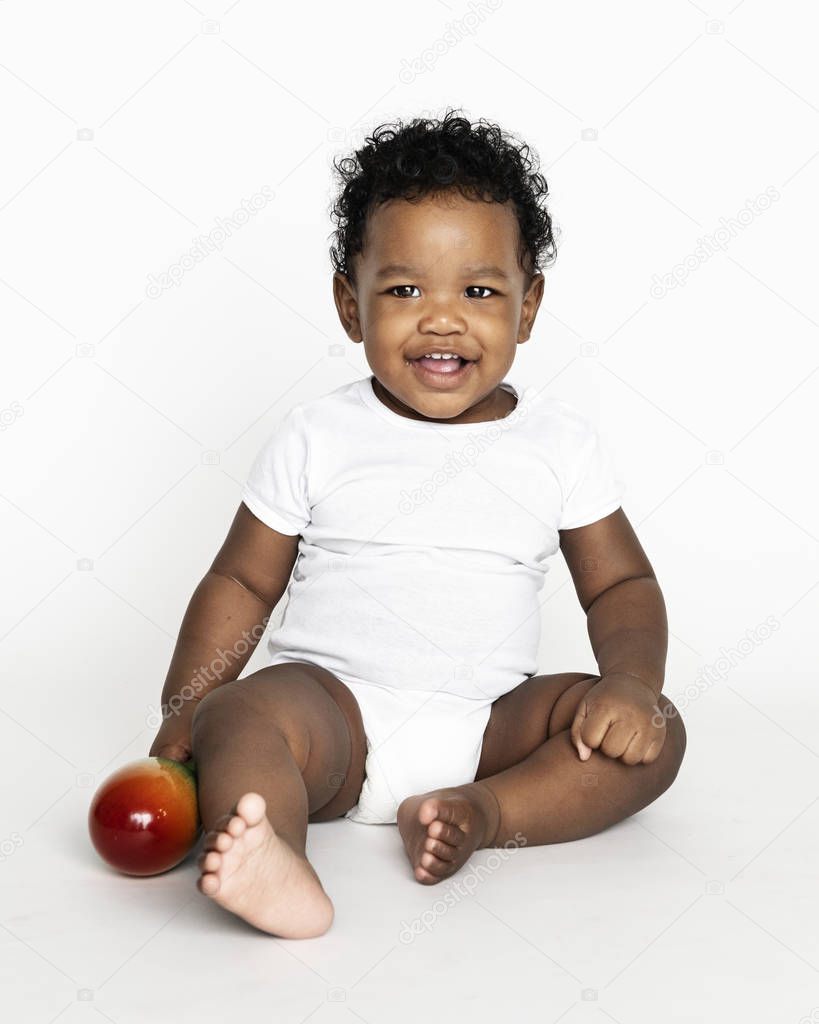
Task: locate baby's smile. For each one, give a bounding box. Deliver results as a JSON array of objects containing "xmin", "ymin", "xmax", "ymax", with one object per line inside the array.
[{"xmin": 405, "ymin": 349, "xmax": 478, "ymax": 390}]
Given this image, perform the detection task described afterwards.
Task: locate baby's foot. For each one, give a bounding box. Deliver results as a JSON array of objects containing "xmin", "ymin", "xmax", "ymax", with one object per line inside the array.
[
  {"xmin": 196, "ymin": 792, "xmax": 333, "ymax": 938},
  {"xmin": 396, "ymin": 784, "xmax": 499, "ymax": 885}
]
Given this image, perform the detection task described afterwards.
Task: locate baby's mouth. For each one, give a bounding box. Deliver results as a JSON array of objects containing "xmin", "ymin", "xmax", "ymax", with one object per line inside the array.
[{"xmin": 408, "ymin": 354, "xmax": 476, "ymax": 374}]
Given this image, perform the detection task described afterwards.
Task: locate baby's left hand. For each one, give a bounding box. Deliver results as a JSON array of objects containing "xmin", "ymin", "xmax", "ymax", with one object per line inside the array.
[{"xmin": 570, "ymin": 673, "xmax": 666, "ymax": 766}]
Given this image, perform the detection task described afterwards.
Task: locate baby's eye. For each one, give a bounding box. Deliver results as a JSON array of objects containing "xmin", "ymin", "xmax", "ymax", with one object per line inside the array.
[{"xmin": 388, "ymin": 285, "xmax": 496, "ymax": 299}]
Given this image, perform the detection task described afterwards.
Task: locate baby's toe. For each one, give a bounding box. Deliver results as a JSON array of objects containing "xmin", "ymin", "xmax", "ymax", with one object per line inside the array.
[
  {"xmin": 203, "ymin": 830, "xmax": 234, "ymax": 853},
  {"xmin": 417, "ymin": 797, "xmax": 443, "ymax": 827},
  {"xmin": 414, "ymin": 863, "xmax": 441, "ymax": 885},
  {"xmin": 428, "ymin": 820, "xmax": 463, "ymax": 846},
  {"xmin": 226, "ymin": 814, "xmax": 247, "ymax": 838},
  {"xmin": 235, "ymin": 792, "xmax": 267, "ymax": 827},
  {"xmin": 425, "ymin": 836, "xmax": 456, "ymax": 862},
  {"xmin": 420, "ymin": 851, "xmax": 450, "ymax": 877},
  {"xmin": 198, "ymin": 871, "xmax": 221, "ymax": 896},
  {"xmin": 197, "ymin": 850, "xmax": 221, "ymax": 873}
]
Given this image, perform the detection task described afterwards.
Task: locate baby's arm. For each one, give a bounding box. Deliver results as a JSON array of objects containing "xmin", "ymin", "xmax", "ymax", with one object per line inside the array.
[
  {"xmin": 559, "ymin": 507, "xmax": 669, "ymax": 764},
  {"xmin": 148, "ymin": 503, "xmax": 299, "ymax": 762}
]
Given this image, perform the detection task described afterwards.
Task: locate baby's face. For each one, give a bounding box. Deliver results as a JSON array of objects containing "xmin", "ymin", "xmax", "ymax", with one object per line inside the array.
[{"xmin": 333, "ymin": 191, "xmax": 544, "ymax": 424}]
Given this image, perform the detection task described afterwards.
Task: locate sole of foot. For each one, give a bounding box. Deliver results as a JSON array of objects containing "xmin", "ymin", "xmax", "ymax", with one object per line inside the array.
[
  {"xmin": 396, "ymin": 786, "xmax": 495, "ymax": 885},
  {"xmin": 196, "ymin": 792, "xmax": 334, "ymax": 938}
]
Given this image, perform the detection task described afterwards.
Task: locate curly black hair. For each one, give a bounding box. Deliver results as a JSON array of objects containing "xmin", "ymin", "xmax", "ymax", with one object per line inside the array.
[{"xmin": 328, "ymin": 107, "xmax": 557, "ymax": 288}]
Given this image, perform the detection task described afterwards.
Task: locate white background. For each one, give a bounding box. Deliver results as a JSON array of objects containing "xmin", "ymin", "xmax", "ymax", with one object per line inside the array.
[{"xmin": 1, "ymin": 1, "xmax": 817, "ymax": 1021}]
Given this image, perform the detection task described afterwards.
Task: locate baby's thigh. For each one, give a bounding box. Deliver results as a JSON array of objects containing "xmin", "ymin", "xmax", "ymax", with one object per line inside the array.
[
  {"xmin": 475, "ymin": 671, "xmax": 600, "ymax": 780},
  {"xmin": 192, "ymin": 661, "xmax": 367, "ymax": 821}
]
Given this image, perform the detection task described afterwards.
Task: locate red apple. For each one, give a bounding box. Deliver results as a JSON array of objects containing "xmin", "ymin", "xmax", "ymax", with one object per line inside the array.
[{"xmin": 88, "ymin": 757, "xmax": 202, "ymax": 876}]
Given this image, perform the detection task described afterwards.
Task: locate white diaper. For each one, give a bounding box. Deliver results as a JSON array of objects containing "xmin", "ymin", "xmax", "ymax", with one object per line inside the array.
[{"xmin": 338, "ymin": 679, "xmax": 493, "ymax": 825}]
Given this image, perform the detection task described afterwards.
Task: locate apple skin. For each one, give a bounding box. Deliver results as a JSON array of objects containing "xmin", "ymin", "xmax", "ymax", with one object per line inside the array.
[{"xmin": 88, "ymin": 757, "xmax": 202, "ymax": 876}]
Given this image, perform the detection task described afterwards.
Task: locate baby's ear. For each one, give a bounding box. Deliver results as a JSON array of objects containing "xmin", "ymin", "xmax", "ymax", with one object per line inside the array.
[
  {"xmin": 518, "ymin": 272, "xmax": 545, "ymax": 340},
  {"xmin": 332, "ymin": 270, "xmax": 357, "ymax": 298},
  {"xmin": 331, "ymin": 272, "xmax": 362, "ymax": 340}
]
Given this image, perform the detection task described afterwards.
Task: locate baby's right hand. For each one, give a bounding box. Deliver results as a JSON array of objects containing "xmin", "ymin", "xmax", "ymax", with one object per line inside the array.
[{"xmin": 148, "ymin": 722, "xmax": 193, "ymax": 764}]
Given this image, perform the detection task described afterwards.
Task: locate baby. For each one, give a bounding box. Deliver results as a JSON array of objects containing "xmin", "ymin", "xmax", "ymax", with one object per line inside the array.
[{"xmin": 148, "ymin": 109, "xmax": 686, "ymax": 939}]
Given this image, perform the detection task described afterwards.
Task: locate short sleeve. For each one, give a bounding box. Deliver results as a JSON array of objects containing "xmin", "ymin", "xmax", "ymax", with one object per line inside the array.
[
  {"xmin": 558, "ymin": 412, "xmax": 626, "ymax": 531},
  {"xmin": 240, "ymin": 405, "xmax": 311, "ymax": 535}
]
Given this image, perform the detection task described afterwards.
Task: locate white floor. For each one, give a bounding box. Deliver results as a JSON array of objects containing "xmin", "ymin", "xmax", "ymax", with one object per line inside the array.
[{"xmin": 2, "ymin": 684, "xmax": 817, "ymax": 1023}]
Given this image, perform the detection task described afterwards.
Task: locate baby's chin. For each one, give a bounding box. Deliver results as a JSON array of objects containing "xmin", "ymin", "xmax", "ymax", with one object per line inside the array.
[{"xmin": 372, "ymin": 364, "xmax": 511, "ymax": 423}]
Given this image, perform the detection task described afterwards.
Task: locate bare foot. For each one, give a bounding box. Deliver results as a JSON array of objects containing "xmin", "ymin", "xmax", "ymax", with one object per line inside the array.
[
  {"xmin": 396, "ymin": 784, "xmax": 500, "ymax": 885},
  {"xmin": 196, "ymin": 792, "xmax": 334, "ymax": 938}
]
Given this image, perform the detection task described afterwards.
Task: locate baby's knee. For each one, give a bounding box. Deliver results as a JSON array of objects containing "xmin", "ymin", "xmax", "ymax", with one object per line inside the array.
[
  {"xmin": 656, "ymin": 693, "xmax": 686, "ymax": 778},
  {"xmin": 191, "ymin": 680, "xmax": 272, "ymax": 739},
  {"xmin": 190, "ymin": 673, "xmax": 311, "ymax": 764},
  {"xmin": 191, "ymin": 684, "xmax": 237, "ymax": 739}
]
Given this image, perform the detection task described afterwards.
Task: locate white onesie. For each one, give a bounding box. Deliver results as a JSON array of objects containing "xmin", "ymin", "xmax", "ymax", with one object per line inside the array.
[{"xmin": 240, "ymin": 374, "xmax": 626, "ymax": 824}]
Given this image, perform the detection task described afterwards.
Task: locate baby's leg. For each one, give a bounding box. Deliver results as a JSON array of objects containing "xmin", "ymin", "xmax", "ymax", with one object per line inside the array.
[
  {"xmin": 398, "ymin": 672, "xmax": 686, "ymax": 884},
  {"xmin": 190, "ymin": 660, "xmax": 366, "ymax": 937}
]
